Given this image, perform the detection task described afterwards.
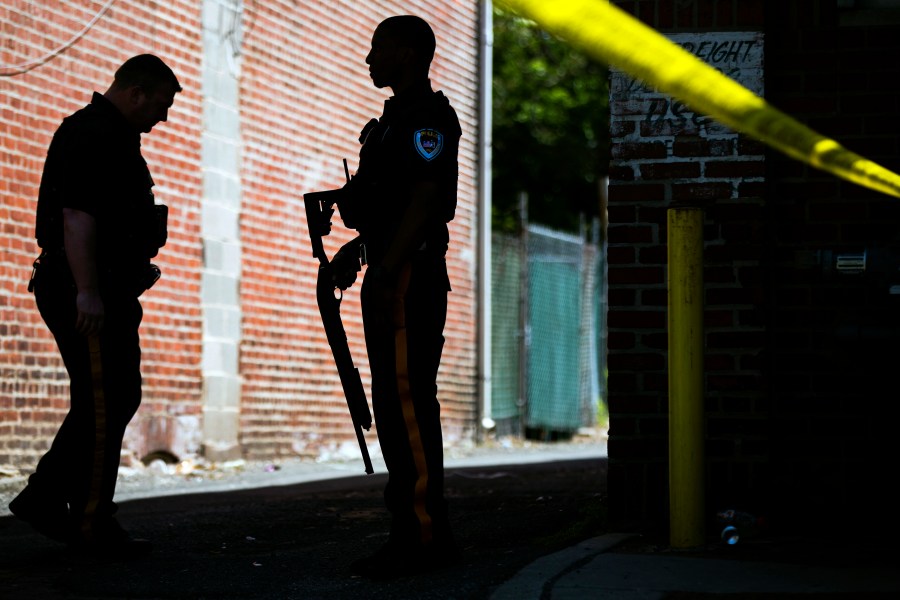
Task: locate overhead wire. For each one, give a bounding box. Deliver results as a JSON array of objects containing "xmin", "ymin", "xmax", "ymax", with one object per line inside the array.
[{"xmin": 0, "ymin": 0, "xmax": 117, "ymax": 76}]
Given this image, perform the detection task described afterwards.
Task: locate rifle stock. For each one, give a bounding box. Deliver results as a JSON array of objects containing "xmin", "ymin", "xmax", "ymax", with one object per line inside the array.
[{"xmin": 304, "ymin": 191, "xmax": 374, "ymax": 475}]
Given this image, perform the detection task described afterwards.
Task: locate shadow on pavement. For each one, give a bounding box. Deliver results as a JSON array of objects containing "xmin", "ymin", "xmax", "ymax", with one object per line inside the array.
[{"xmin": 0, "ymin": 457, "xmax": 608, "ymax": 600}]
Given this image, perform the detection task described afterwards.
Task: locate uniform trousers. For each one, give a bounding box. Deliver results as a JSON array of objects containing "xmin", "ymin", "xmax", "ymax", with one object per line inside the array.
[
  {"xmin": 29, "ymin": 262, "xmax": 143, "ymax": 530},
  {"xmin": 361, "ymin": 251, "xmax": 451, "ymax": 548}
]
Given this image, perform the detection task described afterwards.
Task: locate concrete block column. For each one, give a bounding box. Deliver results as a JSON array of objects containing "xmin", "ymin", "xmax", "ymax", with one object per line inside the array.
[{"xmin": 200, "ymin": 0, "xmax": 244, "ymax": 461}]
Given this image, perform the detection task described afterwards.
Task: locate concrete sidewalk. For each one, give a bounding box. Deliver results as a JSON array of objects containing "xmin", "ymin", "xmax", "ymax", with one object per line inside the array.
[{"xmin": 493, "ymin": 532, "xmax": 900, "ymax": 599}]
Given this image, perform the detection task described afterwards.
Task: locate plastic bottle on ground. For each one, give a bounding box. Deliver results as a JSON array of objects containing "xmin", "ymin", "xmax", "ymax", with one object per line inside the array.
[{"xmin": 716, "ymin": 509, "xmax": 765, "ymax": 545}]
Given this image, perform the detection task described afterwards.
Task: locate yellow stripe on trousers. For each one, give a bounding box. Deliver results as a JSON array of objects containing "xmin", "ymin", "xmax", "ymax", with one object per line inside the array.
[
  {"xmin": 392, "ymin": 263, "xmax": 433, "ymax": 546},
  {"xmin": 83, "ymin": 334, "xmax": 107, "ymax": 539}
]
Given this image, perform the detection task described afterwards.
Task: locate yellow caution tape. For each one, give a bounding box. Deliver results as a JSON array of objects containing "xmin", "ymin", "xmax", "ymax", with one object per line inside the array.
[{"xmin": 495, "ymin": 0, "xmax": 900, "ymax": 198}]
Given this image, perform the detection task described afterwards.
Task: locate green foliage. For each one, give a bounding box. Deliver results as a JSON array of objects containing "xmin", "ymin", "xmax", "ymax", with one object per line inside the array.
[
  {"xmin": 492, "ymin": 8, "xmax": 610, "ymax": 233},
  {"xmin": 596, "ymin": 395, "xmax": 609, "ymax": 429}
]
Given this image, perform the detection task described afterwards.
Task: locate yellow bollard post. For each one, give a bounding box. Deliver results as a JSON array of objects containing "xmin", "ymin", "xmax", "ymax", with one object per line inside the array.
[{"xmin": 667, "ymin": 207, "xmax": 706, "ymax": 548}]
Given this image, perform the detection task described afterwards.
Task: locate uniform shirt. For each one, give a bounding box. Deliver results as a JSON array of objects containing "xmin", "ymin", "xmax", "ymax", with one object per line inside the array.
[
  {"xmin": 35, "ymin": 92, "xmax": 160, "ymax": 290},
  {"xmin": 341, "ymin": 81, "xmax": 461, "ymax": 264}
]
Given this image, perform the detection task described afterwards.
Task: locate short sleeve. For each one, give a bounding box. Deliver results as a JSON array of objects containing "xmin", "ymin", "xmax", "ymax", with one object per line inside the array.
[
  {"xmin": 402, "ymin": 113, "xmax": 461, "ymax": 184},
  {"xmin": 55, "ymin": 123, "xmax": 119, "ymax": 217}
]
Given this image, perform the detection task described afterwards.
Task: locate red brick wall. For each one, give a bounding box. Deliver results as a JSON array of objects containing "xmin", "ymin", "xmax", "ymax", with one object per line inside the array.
[
  {"xmin": 236, "ymin": 2, "xmax": 480, "ymax": 459},
  {"xmin": 608, "ymin": 0, "xmax": 770, "ymax": 527},
  {"xmin": 608, "ymin": 0, "xmax": 900, "ymax": 534},
  {"xmin": 0, "ymin": 1, "xmax": 479, "ymax": 470},
  {"xmin": 1, "ymin": 0, "xmax": 206, "ymax": 469}
]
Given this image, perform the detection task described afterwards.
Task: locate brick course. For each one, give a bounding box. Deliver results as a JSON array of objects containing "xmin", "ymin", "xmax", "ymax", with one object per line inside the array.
[
  {"xmin": 608, "ymin": 0, "xmax": 900, "ymax": 534},
  {"xmin": 0, "ymin": 1, "xmax": 479, "ymax": 470}
]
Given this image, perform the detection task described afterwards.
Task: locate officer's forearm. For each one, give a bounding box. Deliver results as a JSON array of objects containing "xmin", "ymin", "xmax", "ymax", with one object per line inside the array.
[
  {"xmin": 381, "ymin": 181, "xmax": 437, "ymax": 276},
  {"xmin": 63, "ymin": 208, "xmax": 100, "ymax": 293}
]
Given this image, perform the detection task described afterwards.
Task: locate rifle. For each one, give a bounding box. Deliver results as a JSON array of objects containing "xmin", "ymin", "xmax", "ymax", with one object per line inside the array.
[{"xmin": 303, "ymin": 167, "xmax": 374, "ymax": 475}]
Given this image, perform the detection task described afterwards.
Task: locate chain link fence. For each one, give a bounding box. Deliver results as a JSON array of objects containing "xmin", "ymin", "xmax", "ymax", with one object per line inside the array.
[{"xmin": 490, "ymin": 221, "xmax": 606, "ymax": 439}]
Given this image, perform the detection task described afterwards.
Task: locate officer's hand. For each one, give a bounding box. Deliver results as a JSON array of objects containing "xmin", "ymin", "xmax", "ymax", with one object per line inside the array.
[
  {"xmin": 75, "ymin": 290, "xmax": 104, "ymax": 336},
  {"xmin": 331, "ymin": 243, "xmax": 360, "ymax": 290},
  {"xmin": 315, "ymin": 205, "xmax": 335, "ymax": 237},
  {"xmin": 332, "ymin": 267, "xmax": 358, "ymax": 291}
]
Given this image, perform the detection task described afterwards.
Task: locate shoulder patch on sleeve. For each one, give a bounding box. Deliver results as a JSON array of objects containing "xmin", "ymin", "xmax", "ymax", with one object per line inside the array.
[{"xmin": 413, "ymin": 129, "xmax": 443, "ymax": 161}]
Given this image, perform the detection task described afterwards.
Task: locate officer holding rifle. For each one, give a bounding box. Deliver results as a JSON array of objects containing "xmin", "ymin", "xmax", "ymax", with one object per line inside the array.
[{"xmin": 314, "ymin": 14, "xmax": 462, "ymax": 580}]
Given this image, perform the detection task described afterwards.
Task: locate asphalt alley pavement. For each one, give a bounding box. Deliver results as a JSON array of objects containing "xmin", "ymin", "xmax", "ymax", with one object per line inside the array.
[
  {"xmin": 0, "ymin": 435, "xmax": 610, "ymax": 599},
  {"xmin": 4, "ymin": 432, "xmax": 900, "ymax": 599}
]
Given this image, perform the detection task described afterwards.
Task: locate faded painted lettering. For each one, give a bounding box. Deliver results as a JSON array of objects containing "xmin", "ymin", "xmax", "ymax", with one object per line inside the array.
[{"xmin": 611, "ymin": 32, "xmax": 764, "ymax": 136}]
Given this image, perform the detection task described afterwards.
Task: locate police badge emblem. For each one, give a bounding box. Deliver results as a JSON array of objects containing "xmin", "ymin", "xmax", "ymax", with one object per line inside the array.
[{"xmin": 414, "ymin": 129, "xmax": 443, "ymax": 161}]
